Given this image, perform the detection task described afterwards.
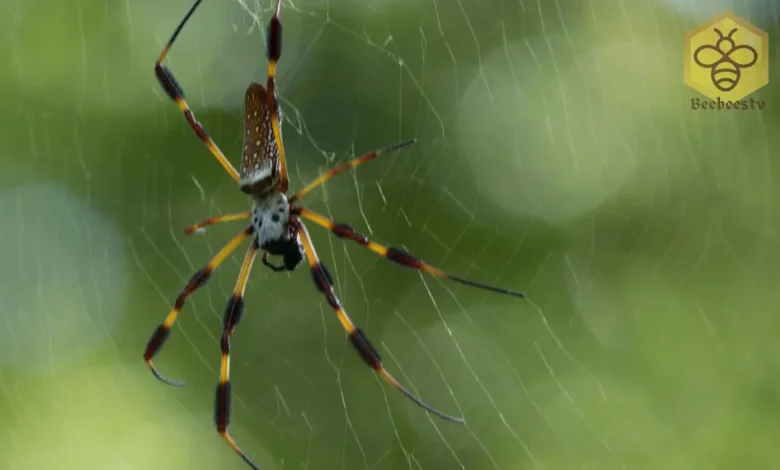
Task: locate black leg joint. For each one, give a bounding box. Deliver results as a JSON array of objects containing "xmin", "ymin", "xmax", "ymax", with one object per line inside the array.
[
  {"xmin": 350, "ymin": 327, "xmax": 382, "ymax": 369},
  {"xmin": 174, "ymin": 293, "xmax": 187, "ymax": 311},
  {"xmin": 214, "ymin": 382, "xmax": 232, "ymax": 430},
  {"xmin": 222, "ymin": 295, "xmax": 246, "ymax": 331},
  {"xmin": 220, "ymin": 334, "xmax": 230, "ymax": 355},
  {"xmin": 266, "ymin": 18, "xmax": 282, "ymax": 61},
  {"xmin": 154, "ymin": 64, "xmax": 184, "ymax": 101},
  {"xmin": 187, "ymin": 267, "xmax": 212, "ymax": 290},
  {"xmin": 385, "ymin": 247, "xmax": 424, "ymax": 269},
  {"xmin": 143, "ymin": 325, "xmax": 171, "ymax": 360},
  {"xmin": 310, "ymin": 263, "xmax": 334, "ymax": 293}
]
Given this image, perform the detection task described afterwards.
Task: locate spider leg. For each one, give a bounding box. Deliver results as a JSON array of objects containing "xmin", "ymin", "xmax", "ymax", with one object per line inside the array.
[
  {"xmin": 143, "ymin": 227, "xmax": 255, "ymax": 386},
  {"xmin": 261, "ymin": 251, "xmax": 287, "ymax": 272},
  {"xmin": 295, "ymin": 208, "xmax": 525, "ymax": 298},
  {"xmin": 288, "ymin": 139, "xmax": 416, "ymax": 203},
  {"xmin": 215, "ymin": 239, "xmax": 262, "ymax": 470},
  {"xmin": 184, "ymin": 212, "xmax": 253, "ymax": 235},
  {"xmin": 265, "ymin": 0, "xmax": 289, "ymax": 192},
  {"xmin": 155, "ymin": 0, "xmax": 240, "ymax": 181},
  {"xmin": 293, "ymin": 218, "xmax": 465, "ymax": 424}
]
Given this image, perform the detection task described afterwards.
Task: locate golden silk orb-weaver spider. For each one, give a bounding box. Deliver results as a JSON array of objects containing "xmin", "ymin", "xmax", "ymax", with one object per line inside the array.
[{"xmin": 143, "ymin": 0, "xmax": 526, "ymax": 468}]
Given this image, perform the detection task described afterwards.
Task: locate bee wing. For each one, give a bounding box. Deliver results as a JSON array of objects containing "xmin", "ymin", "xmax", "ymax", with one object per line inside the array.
[
  {"xmin": 239, "ymin": 83, "xmax": 282, "ymax": 193},
  {"xmin": 729, "ymin": 45, "xmax": 759, "ymax": 67},
  {"xmin": 693, "ymin": 45, "xmax": 724, "ymax": 68}
]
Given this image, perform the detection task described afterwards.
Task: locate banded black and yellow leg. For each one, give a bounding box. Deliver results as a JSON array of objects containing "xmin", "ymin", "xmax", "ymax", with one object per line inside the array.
[
  {"xmin": 293, "ymin": 218, "xmax": 465, "ymax": 424},
  {"xmin": 288, "ymin": 139, "xmax": 417, "ymax": 204},
  {"xmin": 295, "ymin": 207, "xmax": 525, "ymax": 298},
  {"xmin": 143, "ymin": 227, "xmax": 255, "ymax": 386},
  {"xmin": 265, "ymin": 0, "xmax": 289, "ymax": 192},
  {"xmin": 215, "ymin": 239, "xmax": 261, "ymax": 470},
  {"xmin": 184, "ymin": 211, "xmax": 252, "ymax": 235},
  {"xmin": 155, "ymin": 0, "xmax": 240, "ymax": 181}
]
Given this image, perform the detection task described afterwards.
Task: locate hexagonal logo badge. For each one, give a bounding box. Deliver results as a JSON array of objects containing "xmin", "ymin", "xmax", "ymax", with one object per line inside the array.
[{"xmin": 684, "ymin": 11, "xmax": 769, "ymax": 105}]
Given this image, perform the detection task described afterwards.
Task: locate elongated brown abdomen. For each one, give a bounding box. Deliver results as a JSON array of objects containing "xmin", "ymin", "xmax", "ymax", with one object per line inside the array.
[{"xmin": 239, "ymin": 83, "xmax": 282, "ymax": 197}]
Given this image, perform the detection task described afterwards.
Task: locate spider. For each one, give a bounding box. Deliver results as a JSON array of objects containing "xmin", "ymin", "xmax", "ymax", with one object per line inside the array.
[{"xmin": 143, "ymin": 0, "xmax": 526, "ymax": 468}]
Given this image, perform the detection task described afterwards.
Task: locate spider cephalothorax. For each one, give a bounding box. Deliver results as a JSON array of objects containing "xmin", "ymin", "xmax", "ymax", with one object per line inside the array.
[{"xmin": 144, "ymin": 1, "xmax": 526, "ymax": 468}]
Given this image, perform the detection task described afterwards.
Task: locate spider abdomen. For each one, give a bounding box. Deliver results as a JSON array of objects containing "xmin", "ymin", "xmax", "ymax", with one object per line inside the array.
[
  {"xmin": 252, "ymin": 191, "xmax": 290, "ymax": 248},
  {"xmin": 251, "ymin": 191, "xmax": 304, "ymax": 271}
]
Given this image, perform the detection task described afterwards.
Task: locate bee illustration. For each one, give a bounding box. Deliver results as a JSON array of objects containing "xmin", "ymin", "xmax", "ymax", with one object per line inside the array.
[{"xmin": 693, "ymin": 27, "xmax": 758, "ymax": 92}]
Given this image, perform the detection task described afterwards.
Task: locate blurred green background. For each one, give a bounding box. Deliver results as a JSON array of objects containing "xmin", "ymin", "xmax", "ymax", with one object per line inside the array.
[{"xmin": 1, "ymin": 0, "xmax": 779, "ymax": 469}]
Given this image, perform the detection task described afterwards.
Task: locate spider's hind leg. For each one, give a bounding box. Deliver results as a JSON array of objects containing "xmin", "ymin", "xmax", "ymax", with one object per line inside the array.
[{"xmin": 214, "ymin": 239, "xmax": 262, "ymax": 470}]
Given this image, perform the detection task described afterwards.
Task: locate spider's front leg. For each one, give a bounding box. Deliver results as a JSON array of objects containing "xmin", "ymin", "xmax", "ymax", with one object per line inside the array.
[{"xmin": 155, "ymin": 0, "xmax": 240, "ymax": 181}]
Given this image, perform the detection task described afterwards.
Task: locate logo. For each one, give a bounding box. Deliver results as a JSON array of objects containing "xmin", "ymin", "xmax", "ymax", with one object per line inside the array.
[{"xmin": 684, "ymin": 12, "xmax": 768, "ymax": 109}]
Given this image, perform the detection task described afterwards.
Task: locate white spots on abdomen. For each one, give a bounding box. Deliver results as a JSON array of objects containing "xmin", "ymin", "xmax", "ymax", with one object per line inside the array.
[{"xmin": 252, "ymin": 191, "xmax": 290, "ymax": 246}]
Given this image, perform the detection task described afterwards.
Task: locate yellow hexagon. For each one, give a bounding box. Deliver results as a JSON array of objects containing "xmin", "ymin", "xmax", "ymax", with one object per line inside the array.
[{"xmin": 684, "ymin": 11, "xmax": 769, "ymax": 101}]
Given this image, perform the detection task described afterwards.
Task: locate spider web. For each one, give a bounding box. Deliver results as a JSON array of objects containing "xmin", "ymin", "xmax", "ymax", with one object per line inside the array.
[{"xmin": 1, "ymin": 0, "xmax": 780, "ymax": 469}]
